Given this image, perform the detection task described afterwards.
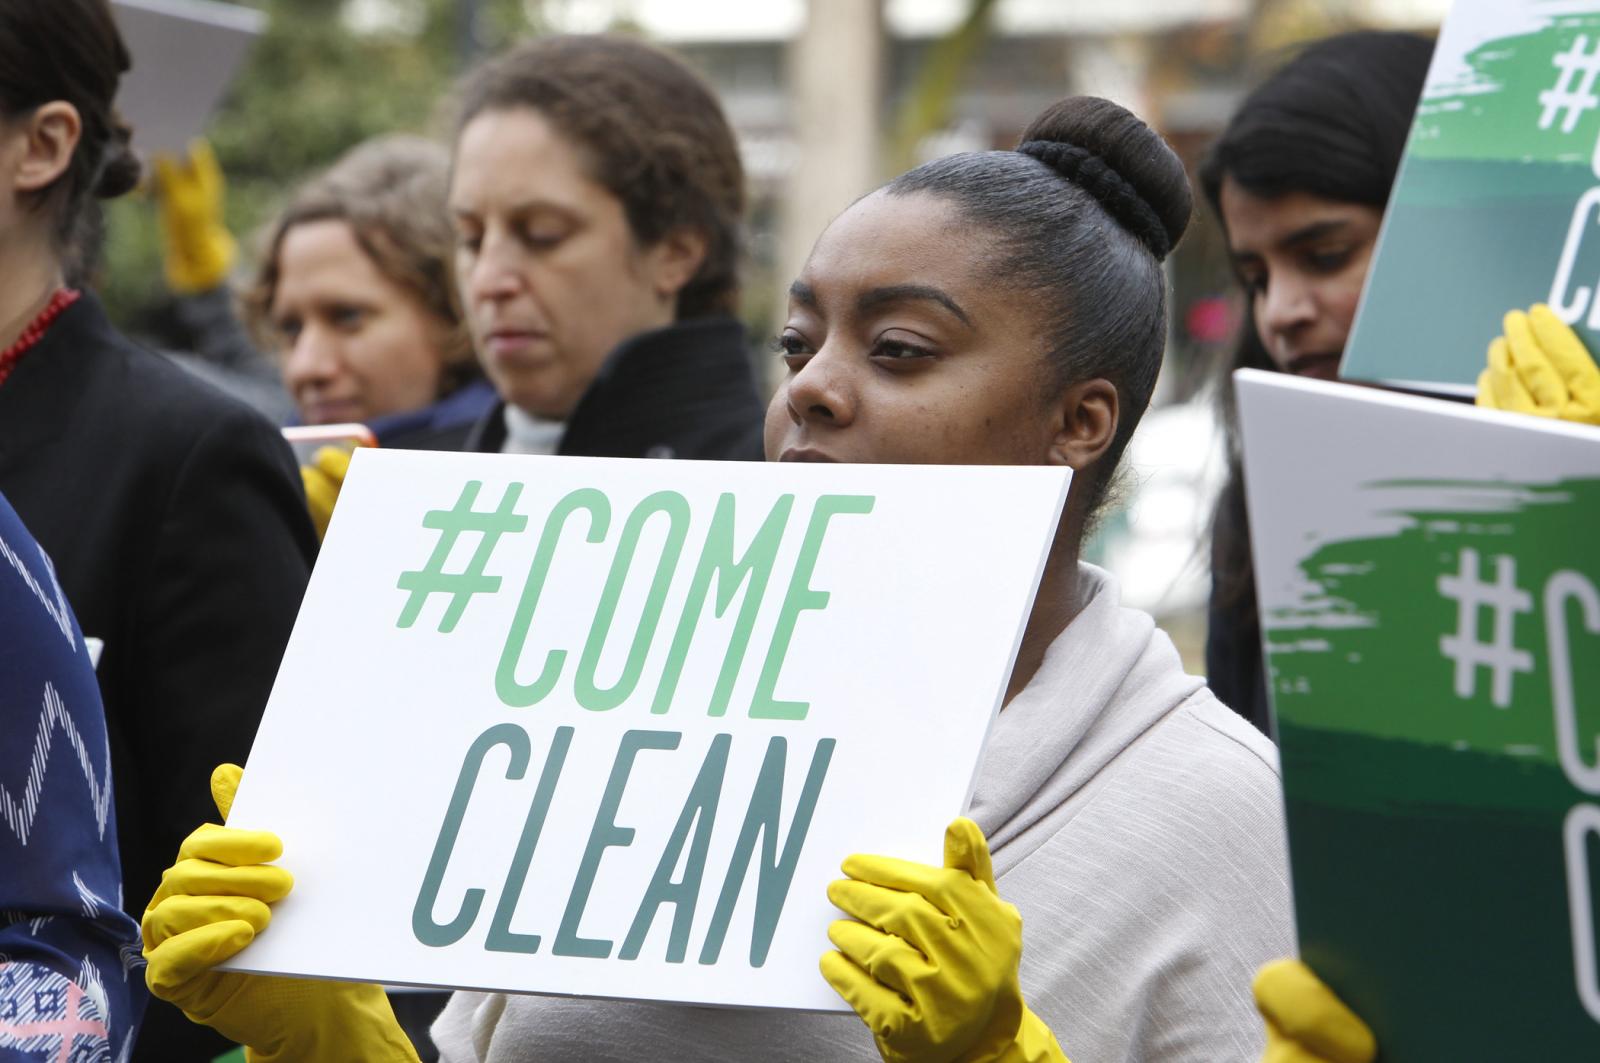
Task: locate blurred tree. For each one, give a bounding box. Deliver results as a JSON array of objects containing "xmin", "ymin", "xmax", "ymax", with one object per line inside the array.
[{"xmin": 103, "ymin": 0, "xmax": 538, "ymax": 338}]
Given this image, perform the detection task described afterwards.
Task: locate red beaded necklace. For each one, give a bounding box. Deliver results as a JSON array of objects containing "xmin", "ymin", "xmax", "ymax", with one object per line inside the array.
[{"xmin": 0, "ymin": 288, "xmax": 81, "ymax": 390}]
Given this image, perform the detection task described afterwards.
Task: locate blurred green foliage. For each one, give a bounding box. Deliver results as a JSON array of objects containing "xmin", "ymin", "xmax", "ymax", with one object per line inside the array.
[{"xmin": 103, "ymin": 0, "xmax": 541, "ymax": 337}]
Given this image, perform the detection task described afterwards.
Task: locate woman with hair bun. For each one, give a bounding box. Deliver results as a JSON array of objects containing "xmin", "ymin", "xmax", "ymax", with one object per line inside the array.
[
  {"xmin": 0, "ymin": 2, "xmax": 317, "ymax": 1059},
  {"xmin": 143, "ymin": 92, "xmax": 1291, "ymax": 1062}
]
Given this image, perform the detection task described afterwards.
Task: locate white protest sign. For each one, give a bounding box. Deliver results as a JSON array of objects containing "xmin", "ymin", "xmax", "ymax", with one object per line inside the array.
[
  {"xmin": 112, "ymin": 0, "xmax": 265, "ymax": 157},
  {"xmin": 222, "ymin": 451, "xmax": 1068, "ymax": 1011}
]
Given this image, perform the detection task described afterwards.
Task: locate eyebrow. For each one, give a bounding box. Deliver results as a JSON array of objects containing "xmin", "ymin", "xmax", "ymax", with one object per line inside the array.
[
  {"xmin": 787, "ymin": 280, "xmax": 972, "ymax": 327},
  {"xmin": 1279, "ymin": 219, "xmax": 1353, "ymax": 249},
  {"xmin": 1232, "ymin": 219, "xmax": 1356, "ymax": 263},
  {"xmin": 449, "ymin": 198, "xmax": 575, "ymax": 220}
]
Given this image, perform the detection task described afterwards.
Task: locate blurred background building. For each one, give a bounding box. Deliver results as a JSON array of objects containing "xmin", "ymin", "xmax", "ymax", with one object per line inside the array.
[{"xmin": 104, "ymin": 0, "xmax": 1452, "ymax": 664}]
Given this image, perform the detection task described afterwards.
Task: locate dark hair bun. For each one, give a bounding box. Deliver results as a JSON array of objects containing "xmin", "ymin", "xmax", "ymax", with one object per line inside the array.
[
  {"xmin": 93, "ymin": 114, "xmax": 141, "ymax": 199},
  {"xmin": 1018, "ymin": 96, "xmax": 1192, "ymax": 260}
]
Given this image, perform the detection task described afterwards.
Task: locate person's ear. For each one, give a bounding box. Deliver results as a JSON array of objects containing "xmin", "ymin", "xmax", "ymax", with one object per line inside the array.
[
  {"xmin": 647, "ymin": 225, "xmax": 710, "ymax": 303},
  {"xmin": 11, "ymin": 102, "xmax": 81, "ymax": 195},
  {"xmin": 1046, "ymin": 378, "xmax": 1119, "ymax": 470}
]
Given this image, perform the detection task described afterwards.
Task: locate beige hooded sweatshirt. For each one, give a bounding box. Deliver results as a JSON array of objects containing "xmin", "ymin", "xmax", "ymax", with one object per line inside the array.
[{"xmin": 432, "ymin": 564, "xmax": 1294, "ymax": 1062}]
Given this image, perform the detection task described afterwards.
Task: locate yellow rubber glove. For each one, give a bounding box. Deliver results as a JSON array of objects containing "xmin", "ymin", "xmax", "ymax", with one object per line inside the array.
[
  {"xmin": 821, "ymin": 817, "xmax": 1068, "ymax": 1063},
  {"xmin": 153, "ymin": 139, "xmax": 238, "ymax": 294},
  {"xmin": 142, "ymin": 764, "xmax": 420, "ymax": 1063},
  {"xmin": 1254, "ymin": 959, "xmax": 1376, "ymax": 1063},
  {"xmin": 301, "ymin": 445, "xmax": 355, "ymax": 541},
  {"xmin": 1477, "ymin": 303, "xmax": 1600, "ymax": 425}
]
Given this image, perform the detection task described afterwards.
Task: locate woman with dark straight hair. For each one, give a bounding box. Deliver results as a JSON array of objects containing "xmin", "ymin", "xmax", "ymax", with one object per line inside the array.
[
  {"xmin": 143, "ymin": 93, "xmax": 1293, "ymax": 1063},
  {"xmin": 0, "ymin": 2, "xmax": 317, "ymax": 1058},
  {"xmin": 1198, "ymin": 30, "xmax": 1436, "ymax": 736}
]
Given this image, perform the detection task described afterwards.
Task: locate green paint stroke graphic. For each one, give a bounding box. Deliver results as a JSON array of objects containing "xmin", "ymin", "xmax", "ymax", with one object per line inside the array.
[
  {"xmin": 1267, "ymin": 476, "xmax": 1600, "ymax": 766},
  {"xmin": 1415, "ymin": 16, "xmax": 1600, "ymax": 166},
  {"xmin": 1266, "ymin": 476, "xmax": 1600, "ymax": 1059}
]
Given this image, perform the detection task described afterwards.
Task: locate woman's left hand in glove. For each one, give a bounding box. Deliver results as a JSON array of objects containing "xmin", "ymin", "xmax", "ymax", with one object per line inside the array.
[
  {"xmin": 821, "ymin": 817, "xmax": 1068, "ymax": 1063},
  {"xmin": 1478, "ymin": 303, "xmax": 1600, "ymax": 424}
]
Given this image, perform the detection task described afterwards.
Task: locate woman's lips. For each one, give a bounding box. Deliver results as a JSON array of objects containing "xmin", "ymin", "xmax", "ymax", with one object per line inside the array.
[
  {"xmin": 484, "ymin": 330, "xmax": 548, "ymax": 361},
  {"xmin": 1287, "ymin": 352, "xmax": 1342, "ymax": 380},
  {"xmin": 779, "ymin": 447, "xmax": 837, "ymax": 462},
  {"xmin": 303, "ymin": 399, "xmax": 364, "ymax": 424}
]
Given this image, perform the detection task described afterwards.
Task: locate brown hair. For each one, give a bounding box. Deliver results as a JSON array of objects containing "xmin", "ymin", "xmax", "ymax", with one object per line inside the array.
[
  {"xmin": 454, "ymin": 34, "xmax": 746, "ymax": 319},
  {"xmin": 0, "ymin": 0, "xmax": 142, "ymax": 265},
  {"xmin": 241, "ymin": 135, "xmax": 476, "ymax": 392}
]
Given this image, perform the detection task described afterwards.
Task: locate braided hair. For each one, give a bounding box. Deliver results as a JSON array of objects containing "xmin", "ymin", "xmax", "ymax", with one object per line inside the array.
[{"xmin": 885, "ymin": 95, "xmax": 1192, "ymax": 512}]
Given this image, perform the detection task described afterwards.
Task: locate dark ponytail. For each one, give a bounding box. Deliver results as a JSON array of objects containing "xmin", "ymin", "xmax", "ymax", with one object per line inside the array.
[
  {"xmin": 0, "ymin": 0, "xmax": 142, "ymax": 269},
  {"xmin": 886, "ymin": 95, "xmax": 1192, "ymax": 512}
]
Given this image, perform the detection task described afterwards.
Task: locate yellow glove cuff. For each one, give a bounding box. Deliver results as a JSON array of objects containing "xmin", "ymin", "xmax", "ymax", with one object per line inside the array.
[
  {"xmin": 980, "ymin": 1006, "xmax": 1069, "ymax": 1063},
  {"xmin": 240, "ymin": 979, "xmax": 420, "ymax": 1063}
]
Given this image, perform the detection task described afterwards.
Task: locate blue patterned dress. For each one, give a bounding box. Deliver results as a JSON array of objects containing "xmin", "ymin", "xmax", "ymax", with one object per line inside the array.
[{"xmin": 0, "ymin": 492, "xmax": 146, "ymax": 1061}]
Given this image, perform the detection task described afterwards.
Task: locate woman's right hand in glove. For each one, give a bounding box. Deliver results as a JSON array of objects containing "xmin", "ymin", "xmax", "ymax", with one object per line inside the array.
[{"xmin": 142, "ymin": 763, "xmax": 419, "ymax": 1063}]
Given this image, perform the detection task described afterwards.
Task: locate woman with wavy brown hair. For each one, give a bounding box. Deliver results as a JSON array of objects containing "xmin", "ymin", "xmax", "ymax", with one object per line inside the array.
[
  {"xmin": 242, "ymin": 134, "xmax": 492, "ymax": 453},
  {"xmin": 444, "ymin": 34, "xmax": 764, "ymax": 463}
]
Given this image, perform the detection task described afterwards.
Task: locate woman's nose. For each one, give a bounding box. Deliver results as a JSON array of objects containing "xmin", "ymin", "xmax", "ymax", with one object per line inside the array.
[
  {"xmin": 783, "ymin": 347, "xmax": 857, "ymax": 429},
  {"xmin": 282, "ymin": 326, "xmax": 338, "ymax": 391},
  {"xmin": 1259, "ymin": 273, "xmax": 1317, "ymax": 340},
  {"xmin": 465, "ymin": 229, "xmax": 522, "ymax": 306}
]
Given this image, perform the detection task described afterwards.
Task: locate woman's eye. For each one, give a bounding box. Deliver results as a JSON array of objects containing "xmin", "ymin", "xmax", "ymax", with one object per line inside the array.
[
  {"xmin": 871, "ymin": 339, "xmax": 934, "ymax": 361},
  {"xmin": 1238, "ymin": 270, "xmax": 1266, "ymax": 296},
  {"xmin": 521, "ymin": 227, "xmax": 567, "ymax": 250},
  {"xmin": 770, "ymin": 332, "xmax": 811, "ymax": 360},
  {"xmin": 1306, "ymin": 247, "xmax": 1351, "ymax": 273},
  {"xmin": 330, "ymin": 307, "xmax": 367, "ymax": 331}
]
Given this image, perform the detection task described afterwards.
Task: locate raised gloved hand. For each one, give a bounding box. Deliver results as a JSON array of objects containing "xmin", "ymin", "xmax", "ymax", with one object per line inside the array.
[
  {"xmin": 300, "ymin": 445, "xmax": 357, "ymax": 540},
  {"xmin": 1477, "ymin": 303, "xmax": 1600, "ymax": 424},
  {"xmin": 821, "ymin": 817, "xmax": 1068, "ymax": 1063},
  {"xmin": 142, "ymin": 764, "xmax": 419, "ymax": 1063},
  {"xmin": 1254, "ymin": 959, "xmax": 1375, "ymax": 1063},
  {"xmin": 153, "ymin": 139, "xmax": 238, "ymax": 295}
]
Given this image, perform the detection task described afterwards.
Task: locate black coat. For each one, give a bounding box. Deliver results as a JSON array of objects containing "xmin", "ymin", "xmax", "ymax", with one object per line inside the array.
[
  {"xmin": 0, "ymin": 292, "xmax": 316, "ymax": 1061},
  {"xmin": 466, "ymin": 316, "xmax": 767, "ymax": 460}
]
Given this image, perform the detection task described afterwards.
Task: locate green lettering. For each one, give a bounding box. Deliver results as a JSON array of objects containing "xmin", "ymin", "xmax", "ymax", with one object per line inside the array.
[
  {"xmin": 653, "ymin": 494, "xmax": 793, "ymax": 717},
  {"xmin": 575, "ymin": 492, "xmax": 690, "ymax": 711},
  {"xmin": 699, "ymin": 736, "xmax": 836, "ymax": 967},
  {"xmin": 619, "ymin": 733, "xmax": 731, "ymax": 962},
  {"xmin": 412, "ymin": 723, "xmax": 530, "ymax": 947},
  {"xmin": 553, "ymin": 729, "xmax": 681, "ymax": 958},
  {"xmin": 485, "ymin": 726, "xmax": 575, "ymax": 954},
  {"xmin": 496, "ymin": 489, "xmax": 610, "ymax": 708},
  {"xmin": 750, "ymin": 495, "xmax": 874, "ymax": 720}
]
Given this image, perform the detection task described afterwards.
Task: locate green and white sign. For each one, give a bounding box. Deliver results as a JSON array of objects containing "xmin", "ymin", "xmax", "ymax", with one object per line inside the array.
[
  {"xmin": 220, "ymin": 450, "xmax": 1068, "ymax": 1010},
  {"xmin": 1343, "ymin": 0, "xmax": 1600, "ymax": 394},
  {"xmin": 1237, "ymin": 369, "xmax": 1600, "ymax": 1059}
]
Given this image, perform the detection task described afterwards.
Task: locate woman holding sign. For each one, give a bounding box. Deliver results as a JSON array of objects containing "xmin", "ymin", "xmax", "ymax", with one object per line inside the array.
[
  {"xmin": 143, "ymin": 90, "xmax": 1294, "ymax": 1062},
  {"xmin": 1199, "ymin": 30, "xmax": 1436, "ymax": 737}
]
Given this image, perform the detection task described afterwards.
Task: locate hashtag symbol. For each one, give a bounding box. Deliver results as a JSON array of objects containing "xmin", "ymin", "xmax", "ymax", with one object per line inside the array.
[
  {"xmin": 396, "ymin": 481, "xmax": 528, "ymax": 632},
  {"xmin": 1437, "ymin": 547, "xmax": 1534, "ymax": 709},
  {"xmin": 1540, "ymin": 35, "xmax": 1600, "ymax": 133}
]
